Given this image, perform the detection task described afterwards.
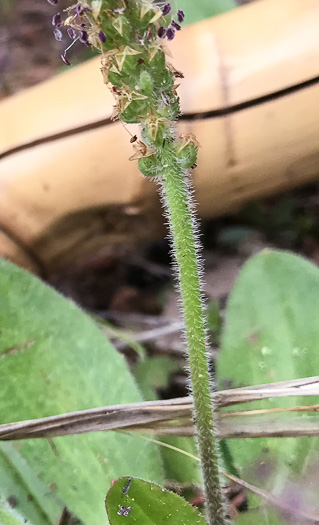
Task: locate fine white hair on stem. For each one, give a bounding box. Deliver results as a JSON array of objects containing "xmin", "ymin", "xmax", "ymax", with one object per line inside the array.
[{"xmin": 154, "ymin": 166, "xmax": 227, "ymax": 524}]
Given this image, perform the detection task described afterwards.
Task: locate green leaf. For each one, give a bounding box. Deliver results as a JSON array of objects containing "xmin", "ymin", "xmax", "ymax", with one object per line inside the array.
[
  {"xmin": 133, "ymin": 356, "xmax": 180, "ymax": 401},
  {"xmin": 105, "ymin": 477, "xmax": 207, "ymax": 524},
  {"xmin": 0, "ymin": 497, "xmax": 31, "ymax": 525},
  {"xmin": 0, "ymin": 259, "xmax": 164, "ymax": 525},
  {"xmin": 235, "ymin": 505, "xmax": 282, "ymax": 525},
  {"xmin": 95, "ymin": 318, "xmax": 146, "ymax": 360},
  {"xmin": 159, "ymin": 436, "xmax": 201, "ymax": 485},
  {"xmin": 217, "ymin": 250, "xmax": 319, "ymax": 507},
  {"xmin": 179, "ymin": 0, "xmax": 236, "ymax": 24},
  {"xmin": 0, "ymin": 443, "xmax": 63, "ymax": 524}
]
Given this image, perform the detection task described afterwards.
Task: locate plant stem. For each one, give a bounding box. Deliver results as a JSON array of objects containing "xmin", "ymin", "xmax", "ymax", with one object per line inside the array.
[
  {"xmin": 53, "ymin": 1, "xmax": 228, "ymax": 521},
  {"xmin": 159, "ymin": 153, "xmax": 227, "ymax": 525}
]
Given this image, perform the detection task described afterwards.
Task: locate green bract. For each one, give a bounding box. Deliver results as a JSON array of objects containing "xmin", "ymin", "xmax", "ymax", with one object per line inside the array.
[
  {"xmin": 177, "ymin": 143, "xmax": 198, "ymax": 169},
  {"xmin": 138, "ymin": 155, "xmax": 161, "ymax": 177}
]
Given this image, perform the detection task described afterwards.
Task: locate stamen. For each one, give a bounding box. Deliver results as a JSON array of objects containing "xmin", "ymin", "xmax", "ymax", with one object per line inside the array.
[
  {"xmin": 98, "ymin": 31, "xmax": 107, "ymax": 43},
  {"xmin": 162, "ymin": 4, "xmax": 171, "ymax": 16},
  {"xmin": 52, "ymin": 13, "xmax": 62, "ymax": 27},
  {"xmin": 60, "ymin": 54, "xmax": 71, "ymax": 65},
  {"xmin": 53, "ymin": 28, "xmax": 63, "ymax": 41},
  {"xmin": 166, "ymin": 27, "xmax": 175, "ymax": 40},
  {"xmin": 177, "ymin": 10, "xmax": 185, "ymax": 23},
  {"xmin": 171, "ymin": 21, "xmax": 181, "ymax": 31},
  {"xmin": 157, "ymin": 26, "xmax": 166, "ymax": 38}
]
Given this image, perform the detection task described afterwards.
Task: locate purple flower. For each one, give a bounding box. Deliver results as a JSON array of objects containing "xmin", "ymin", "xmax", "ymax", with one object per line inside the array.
[
  {"xmin": 171, "ymin": 20, "xmax": 181, "ymax": 30},
  {"xmin": 47, "ymin": 0, "xmax": 58, "ymax": 5},
  {"xmin": 177, "ymin": 10, "xmax": 185, "ymax": 23},
  {"xmin": 146, "ymin": 28, "xmax": 152, "ymax": 40},
  {"xmin": 67, "ymin": 27, "xmax": 76, "ymax": 39},
  {"xmin": 76, "ymin": 3, "xmax": 91, "ymax": 16},
  {"xmin": 157, "ymin": 26, "xmax": 166, "ymax": 38},
  {"xmin": 52, "ymin": 13, "xmax": 62, "ymax": 27},
  {"xmin": 166, "ymin": 27, "xmax": 175, "ymax": 40},
  {"xmin": 53, "ymin": 28, "xmax": 63, "ymax": 41},
  {"xmin": 61, "ymin": 54, "xmax": 71, "ymax": 66},
  {"xmin": 79, "ymin": 30, "xmax": 89, "ymax": 44},
  {"xmin": 98, "ymin": 31, "xmax": 106, "ymax": 43},
  {"xmin": 161, "ymin": 3, "xmax": 171, "ymax": 16}
]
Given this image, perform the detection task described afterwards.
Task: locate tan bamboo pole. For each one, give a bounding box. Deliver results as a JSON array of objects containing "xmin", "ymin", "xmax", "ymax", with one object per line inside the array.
[{"xmin": 0, "ymin": 0, "xmax": 318, "ymax": 272}]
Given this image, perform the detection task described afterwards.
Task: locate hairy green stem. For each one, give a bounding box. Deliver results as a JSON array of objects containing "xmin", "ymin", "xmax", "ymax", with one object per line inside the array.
[
  {"xmin": 52, "ymin": 1, "xmax": 228, "ymax": 521},
  {"xmin": 159, "ymin": 152, "xmax": 226, "ymax": 525}
]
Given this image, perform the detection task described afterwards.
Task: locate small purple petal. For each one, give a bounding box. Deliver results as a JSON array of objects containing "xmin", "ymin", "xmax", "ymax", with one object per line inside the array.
[
  {"xmin": 162, "ymin": 3, "xmax": 171, "ymax": 16},
  {"xmin": 61, "ymin": 54, "xmax": 71, "ymax": 66},
  {"xmin": 157, "ymin": 26, "xmax": 166, "ymax": 38},
  {"xmin": 79, "ymin": 30, "xmax": 89, "ymax": 44},
  {"xmin": 53, "ymin": 28, "xmax": 63, "ymax": 41},
  {"xmin": 113, "ymin": 8, "xmax": 123, "ymax": 14},
  {"xmin": 52, "ymin": 13, "xmax": 62, "ymax": 27},
  {"xmin": 98, "ymin": 31, "xmax": 106, "ymax": 43},
  {"xmin": 166, "ymin": 27, "xmax": 175, "ymax": 40},
  {"xmin": 177, "ymin": 10, "xmax": 185, "ymax": 23},
  {"xmin": 47, "ymin": 0, "xmax": 58, "ymax": 5},
  {"xmin": 171, "ymin": 20, "xmax": 181, "ymax": 30},
  {"xmin": 146, "ymin": 28, "xmax": 152, "ymax": 40},
  {"xmin": 67, "ymin": 27, "xmax": 76, "ymax": 39}
]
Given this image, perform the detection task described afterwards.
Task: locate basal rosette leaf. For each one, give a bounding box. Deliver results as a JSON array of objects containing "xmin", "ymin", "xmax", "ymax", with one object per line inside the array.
[{"xmin": 0, "ymin": 259, "xmax": 163, "ymax": 524}]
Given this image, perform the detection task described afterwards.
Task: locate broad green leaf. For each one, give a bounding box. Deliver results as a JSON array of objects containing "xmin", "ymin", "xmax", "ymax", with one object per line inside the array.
[
  {"xmin": 0, "ymin": 497, "xmax": 31, "ymax": 525},
  {"xmin": 133, "ymin": 356, "xmax": 180, "ymax": 401},
  {"xmin": 180, "ymin": 0, "xmax": 236, "ymax": 24},
  {"xmin": 0, "ymin": 443, "xmax": 62, "ymax": 524},
  {"xmin": 159, "ymin": 436, "xmax": 201, "ymax": 485},
  {"xmin": 96, "ymin": 318, "xmax": 146, "ymax": 360},
  {"xmin": 217, "ymin": 250, "xmax": 319, "ymax": 511},
  {"xmin": 105, "ymin": 477, "xmax": 207, "ymax": 524},
  {"xmin": 0, "ymin": 259, "xmax": 164, "ymax": 525}
]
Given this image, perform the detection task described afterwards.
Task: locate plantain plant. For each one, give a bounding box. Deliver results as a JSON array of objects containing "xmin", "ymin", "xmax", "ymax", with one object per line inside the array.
[{"xmin": 48, "ymin": 0, "xmax": 227, "ymax": 523}]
